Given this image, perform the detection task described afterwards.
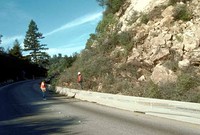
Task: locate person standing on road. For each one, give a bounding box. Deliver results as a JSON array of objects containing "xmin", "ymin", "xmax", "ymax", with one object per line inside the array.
[
  {"xmin": 40, "ymin": 80, "xmax": 47, "ymax": 100},
  {"xmin": 77, "ymin": 72, "xmax": 83, "ymax": 89}
]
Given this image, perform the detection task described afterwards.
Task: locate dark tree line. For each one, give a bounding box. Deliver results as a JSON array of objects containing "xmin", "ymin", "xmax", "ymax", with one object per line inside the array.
[
  {"xmin": 0, "ymin": 20, "xmax": 48, "ymax": 83},
  {"xmin": 0, "ymin": 54, "xmax": 46, "ymax": 82},
  {"xmin": 46, "ymin": 53, "xmax": 77, "ymax": 84}
]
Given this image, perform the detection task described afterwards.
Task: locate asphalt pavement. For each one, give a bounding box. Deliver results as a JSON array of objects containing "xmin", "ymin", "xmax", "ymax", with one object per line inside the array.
[{"xmin": 0, "ymin": 80, "xmax": 199, "ymax": 135}]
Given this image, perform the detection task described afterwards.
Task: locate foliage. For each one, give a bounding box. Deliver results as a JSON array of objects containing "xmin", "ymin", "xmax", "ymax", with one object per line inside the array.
[
  {"xmin": 56, "ymin": 49, "xmax": 113, "ymax": 90},
  {"xmin": 163, "ymin": 60, "xmax": 178, "ymax": 72},
  {"xmin": 47, "ymin": 53, "xmax": 77, "ymax": 84},
  {"xmin": 96, "ymin": 0, "xmax": 125, "ymax": 14},
  {"xmin": 0, "ymin": 47, "xmax": 5, "ymax": 54},
  {"xmin": 155, "ymin": 69, "xmax": 200, "ymax": 103},
  {"xmin": 145, "ymin": 80, "xmax": 161, "ymax": 98},
  {"xmin": 0, "ymin": 34, "xmax": 46, "ymax": 83},
  {"xmin": 86, "ymin": 34, "xmax": 97, "ymax": 49},
  {"xmin": 117, "ymin": 63, "xmax": 138, "ymax": 76},
  {"xmin": 117, "ymin": 31, "xmax": 134, "ymax": 53},
  {"xmin": 96, "ymin": 0, "xmax": 107, "ymax": 7},
  {"xmin": 140, "ymin": 13, "xmax": 149, "ymax": 24},
  {"xmin": 118, "ymin": 31, "xmax": 132, "ymax": 46},
  {"xmin": 75, "ymin": 50, "xmax": 112, "ymax": 79},
  {"xmin": 0, "ymin": 53, "xmax": 47, "ymax": 82},
  {"xmin": 148, "ymin": 5, "xmax": 166, "ymax": 20},
  {"xmin": 168, "ymin": 0, "xmax": 192, "ymax": 5},
  {"xmin": 176, "ymin": 73, "xmax": 198, "ymax": 95},
  {"xmin": 96, "ymin": 13, "xmax": 117, "ymax": 34},
  {"xmin": 127, "ymin": 11, "xmax": 140, "ymax": 25},
  {"xmin": 140, "ymin": 5, "xmax": 166, "ymax": 24},
  {"xmin": 84, "ymin": 55, "xmax": 112, "ymax": 78},
  {"xmin": 185, "ymin": 88, "xmax": 200, "ymax": 103},
  {"xmin": 173, "ymin": 4, "xmax": 192, "ymax": 21},
  {"xmin": 0, "ymin": 34, "xmax": 5, "ymax": 54},
  {"xmin": 0, "ymin": 34, "xmax": 2, "ymax": 44},
  {"xmin": 157, "ymin": 82, "xmax": 176, "ymax": 100},
  {"xmin": 54, "ymin": 0, "xmax": 200, "ymax": 103},
  {"xmin": 175, "ymin": 35, "xmax": 183, "ymax": 42},
  {"xmin": 103, "ymin": 78, "xmax": 134, "ymax": 95},
  {"xmin": 23, "ymin": 20, "xmax": 49, "ymax": 67},
  {"xmin": 9, "ymin": 39, "xmax": 23, "ymax": 58}
]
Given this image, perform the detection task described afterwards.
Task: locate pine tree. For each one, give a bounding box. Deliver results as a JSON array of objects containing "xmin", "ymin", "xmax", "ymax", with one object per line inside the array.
[
  {"xmin": 0, "ymin": 34, "xmax": 2, "ymax": 44},
  {"xmin": 23, "ymin": 20, "xmax": 49, "ymax": 66},
  {"xmin": 9, "ymin": 39, "xmax": 22, "ymax": 58},
  {"xmin": 0, "ymin": 34, "xmax": 4, "ymax": 54}
]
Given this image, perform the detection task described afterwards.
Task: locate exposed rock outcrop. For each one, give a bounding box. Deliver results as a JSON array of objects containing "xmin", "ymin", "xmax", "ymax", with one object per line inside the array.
[{"xmin": 112, "ymin": 0, "xmax": 200, "ymax": 85}]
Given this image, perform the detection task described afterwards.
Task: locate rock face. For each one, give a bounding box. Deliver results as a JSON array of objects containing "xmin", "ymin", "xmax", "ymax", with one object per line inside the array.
[
  {"xmin": 114, "ymin": 0, "xmax": 200, "ymax": 85},
  {"xmin": 119, "ymin": 0, "xmax": 169, "ymax": 31}
]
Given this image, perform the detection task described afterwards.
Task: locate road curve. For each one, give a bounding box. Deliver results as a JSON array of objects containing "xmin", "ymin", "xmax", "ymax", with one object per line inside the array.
[{"xmin": 0, "ymin": 80, "xmax": 199, "ymax": 135}]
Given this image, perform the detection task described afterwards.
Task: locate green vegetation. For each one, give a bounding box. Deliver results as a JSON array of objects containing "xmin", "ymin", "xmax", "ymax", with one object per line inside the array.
[
  {"xmin": 127, "ymin": 11, "xmax": 140, "ymax": 25},
  {"xmin": 97, "ymin": 0, "xmax": 126, "ymax": 14},
  {"xmin": 148, "ymin": 6, "xmax": 166, "ymax": 20},
  {"xmin": 138, "ymin": 70, "xmax": 200, "ymax": 103},
  {"xmin": 44, "ymin": 0, "xmax": 200, "ymax": 103},
  {"xmin": 140, "ymin": 13, "xmax": 149, "ymax": 24},
  {"xmin": 0, "ymin": 34, "xmax": 2, "ymax": 44},
  {"xmin": 175, "ymin": 34, "xmax": 183, "ymax": 42},
  {"xmin": 163, "ymin": 60, "xmax": 178, "ymax": 72},
  {"xmin": 167, "ymin": 0, "xmax": 193, "ymax": 21},
  {"xmin": 0, "ymin": 52, "xmax": 47, "ymax": 82},
  {"xmin": 24, "ymin": 20, "xmax": 49, "ymax": 67},
  {"xmin": 86, "ymin": 34, "xmax": 97, "ymax": 49},
  {"xmin": 96, "ymin": 13, "xmax": 117, "ymax": 34},
  {"xmin": 145, "ymin": 80, "xmax": 161, "ymax": 98},
  {"xmin": 0, "ymin": 20, "xmax": 49, "ymax": 83},
  {"xmin": 168, "ymin": 0, "xmax": 192, "ymax": 6},
  {"xmin": 140, "ymin": 5, "xmax": 167, "ymax": 24},
  {"xmin": 8, "ymin": 39, "xmax": 23, "ymax": 58},
  {"xmin": 173, "ymin": 4, "xmax": 192, "ymax": 21},
  {"xmin": 47, "ymin": 53, "xmax": 77, "ymax": 86},
  {"xmin": 176, "ymin": 72, "xmax": 199, "ymax": 96}
]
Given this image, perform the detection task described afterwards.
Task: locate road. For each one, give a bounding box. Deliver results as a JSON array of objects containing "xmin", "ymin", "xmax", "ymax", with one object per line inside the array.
[{"xmin": 0, "ymin": 80, "xmax": 199, "ymax": 135}]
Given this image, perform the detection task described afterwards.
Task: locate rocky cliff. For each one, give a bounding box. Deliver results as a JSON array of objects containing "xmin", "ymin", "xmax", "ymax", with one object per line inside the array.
[
  {"xmin": 115, "ymin": 0, "xmax": 200, "ymax": 86},
  {"xmin": 59, "ymin": 0, "xmax": 200, "ymax": 102}
]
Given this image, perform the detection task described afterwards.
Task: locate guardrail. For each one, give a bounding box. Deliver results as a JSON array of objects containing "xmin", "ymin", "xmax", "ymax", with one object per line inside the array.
[{"xmin": 56, "ymin": 86, "xmax": 200, "ymax": 125}]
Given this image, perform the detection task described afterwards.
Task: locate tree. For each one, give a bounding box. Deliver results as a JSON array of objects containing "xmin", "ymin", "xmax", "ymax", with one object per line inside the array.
[
  {"xmin": 96, "ymin": 0, "xmax": 125, "ymax": 14},
  {"xmin": 23, "ymin": 20, "xmax": 49, "ymax": 67},
  {"xmin": 37, "ymin": 52, "xmax": 50, "ymax": 68},
  {"xmin": 0, "ymin": 34, "xmax": 4, "ymax": 54},
  {"xmin": 9, "ymin": 39, "xmax": 22, "ymax": 58},
  {"xmin": 96, "ymin": 0, "xmax": 107, "ymax": 7},
  {"xmin": 0, "ymin": 34, "xmax": 2, "ymax": 44}
]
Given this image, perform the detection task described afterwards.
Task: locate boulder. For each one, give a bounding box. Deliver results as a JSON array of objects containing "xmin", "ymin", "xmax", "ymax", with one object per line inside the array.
[
  {"xmin": 151, "ymin": 64, "xmax": 177, "ymax": 85},
  {"xmin": 178, "ymin": 59, "xmax": 190, "ymax": 69},
  {"xmin": 161, "ymin": 6, "xmax": 174, "ymax": 18},
  {"xmin": 183, "ymin": 31, "xmax": 199, "ymax": 51}
]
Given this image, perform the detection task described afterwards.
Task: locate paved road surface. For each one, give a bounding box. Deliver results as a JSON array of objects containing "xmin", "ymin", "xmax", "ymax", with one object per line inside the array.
[{"xmin": 0, "ymin": 80, "xmax": 199, "ymax": 135}]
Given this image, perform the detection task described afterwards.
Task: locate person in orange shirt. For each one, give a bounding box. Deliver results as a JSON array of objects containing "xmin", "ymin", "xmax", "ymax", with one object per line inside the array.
[
  {"xmin": 77, "ymin": 72, "xmax": 83, "ymax": 89},
  {"xmin": 40, "ymin": 80, "xmax": 46, "ymax": 100}
]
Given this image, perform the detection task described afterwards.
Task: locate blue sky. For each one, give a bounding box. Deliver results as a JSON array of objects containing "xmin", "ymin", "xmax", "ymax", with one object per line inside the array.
[{"xmin": 0, "ymin": 0, "xmax": 104, "ymax": 56}]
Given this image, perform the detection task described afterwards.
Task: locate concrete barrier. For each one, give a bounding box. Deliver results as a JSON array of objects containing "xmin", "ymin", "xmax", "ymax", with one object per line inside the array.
[{"xmin": 56, "ymin": 86, "xmax": 200, "ymax": 125}]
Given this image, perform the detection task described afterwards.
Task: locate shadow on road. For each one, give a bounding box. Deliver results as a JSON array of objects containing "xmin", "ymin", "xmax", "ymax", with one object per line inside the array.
[
  {"xmin": 0, "ymin": 80, "xmax": 83, "ymax": 135},
  {"xmin": 0, "ymin": 115, "xmax": 81, "ymax": 135}
]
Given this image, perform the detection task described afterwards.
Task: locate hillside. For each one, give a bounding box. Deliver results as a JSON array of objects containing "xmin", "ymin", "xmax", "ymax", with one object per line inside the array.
[{"xmin": 56, "ymin": 0, "xmax": 200, "ymax": 103}]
